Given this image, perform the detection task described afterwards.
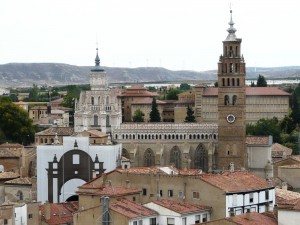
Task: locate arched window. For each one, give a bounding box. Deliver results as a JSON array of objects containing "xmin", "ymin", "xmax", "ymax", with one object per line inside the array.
[
  {"xmin": 91, "ymin": 97, "xmax": 94, "ymax": 105},
  {"xmin": 222, "ymin": 78, "xmax": 225, "ymax": 86},
  {"xmin": 237, "ymin": 78, "xmax": 240, "ymax": 86},
  {"xmin": 235, "ymin": 63, "xmax": 238, "ymax": 72},
  {"xmin": 232, "ymin": 95, "xmax": 237, "ymax": 105},
  {"xmin": 98, "ymin": 96, "xmax": 101, "ymax": 105},
  {"xmin": 194, "ymin": 144, "xmax": 208, "ymax": 172},
  {"xmin": 144, "ymin": 148, "xmax": 155, "ymax": 166},
  {"xmin": 94, "ymin": 115, "xmax": 98, "ymax": 126},
  {"xmin": 229, "ymin": 63, "xmax": 233, "ymax": 73},
  {"xmin": 170, "ymin": 146, "xmax": 181, "ymax": 169},
  {"xmin": 227, "ymin": 78, "xmax": 230, "ymax": 86},
  {"xmin": 224, "ymin": 95, "xmax": 229, "ymax": 105},
  {"xmin": 232, "ymin": 78, "xmax": 235, "ymax": 86}
]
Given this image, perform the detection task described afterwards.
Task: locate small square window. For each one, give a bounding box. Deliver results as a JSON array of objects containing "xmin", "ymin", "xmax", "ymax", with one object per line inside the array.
[
  {"xmin": 249, "ymin": 193, "xmax": 254, "ymax": 203},
  {"xmin": 142, "ymin": 188, "xmax": 147, "ymax": 196},
  {"xmin": 195, "ymin": 215, "xmax": 200, "ymax": 223},
  {"xmin": 28, "ymin": 213, "xmax": 33, "ymax": 219},
  {"xmin": 193, "ymin": 191, "xmax": 200, "ymax": 199}
]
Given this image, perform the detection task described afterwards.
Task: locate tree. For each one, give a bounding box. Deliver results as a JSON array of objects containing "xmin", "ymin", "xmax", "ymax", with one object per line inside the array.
[
  {"xmin": 132, "ymin": 109, "xmax": 145, "ymax": 122},
  {"xmin": 256, "ymin": 75, "xmax": 267, "ymax": 87},
  {"xmin": 250, "ymin": 81, "xmax": 256, "ymax": 87},
  {"xmin": 166, "ymin": 89, "xmax": 182, "ymax": 100},
  {"xmin": 149, "ymin": 98, "xmax": 161, "ymax": 122},
  {"xmin": 0, "ymin": 102, "xmax": 36, "ymax": 145},
  {"xmin": 0, "ymin": 96, "xmax": 12, "ymax": 103},
  {"xmin": 214, "ymin": 81, "xmax": 218, "ymax": 87},
  {"xmin": 246, "ymin": 117, "xmax": 281, "ymax": 143},
  {"xmin": 184, "ymin": 105, "xmax": 196, "ymax": 122},
  {"xmin": 291, "ymin": 86, "xmax": 300, "ymax": 125},
  {"xmin": 179, "ymin": 83, "xmax": 191, "ymax": 91},
  {"xmin": 61, "ymin": 85, "xmax": 81, "ymax": 109},
  {"xmin": 28, "ymin": 84, "xmax": 39, "ymax": 101}
]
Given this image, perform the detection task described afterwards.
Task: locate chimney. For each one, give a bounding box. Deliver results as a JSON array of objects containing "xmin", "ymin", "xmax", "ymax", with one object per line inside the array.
[
  {"xmin": 44, "ymin": 201, "xmax": 51, "ymax": 221},
  {"xmin": 282, "ymin": 182, "xmax": 288, "ymax": 190},
  {"xmin": 229, "ymin": 162, "xmax": 234, "ymax": 172},
  {"xmin": 245, "ymin": 208, "xmax": 251, "ymax": 220}
]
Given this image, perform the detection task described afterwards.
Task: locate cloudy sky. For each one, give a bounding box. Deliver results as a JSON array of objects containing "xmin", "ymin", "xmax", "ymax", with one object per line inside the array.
[{"xmin": 0, "ymin": 0, "xmax": 299, "ymax": 71}]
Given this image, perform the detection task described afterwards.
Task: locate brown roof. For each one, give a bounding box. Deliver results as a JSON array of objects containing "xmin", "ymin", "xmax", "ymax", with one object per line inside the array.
[
  {"xmin": 246, "ymin": 136, "xmax": 270, "ymax": 145},
  {"xmin": 5, "ymin": 177, "xmax": 32, "ymax": 185},
  {"xmin": 35, "ymin": 127, "xmax": 74, "ymax": 136},
  {"xmin": 40, "ymin": 202, "xmax": 78, "ymax": 225},
  {"xmin": 79, "ymin": 130, "xmax": 108, "ymax": 138},
  {"xmin": 30, "ymin": 106, "xmax": 72, "ymax": 111},
  {"xmin": 110, "ymin": 198, "xmax": 157, "ymax": 219},
  {"xmin": 203, "ymin": 87, "xmax": 289, "ymax": 96},
  {"xmin": 272, "ymin": 143, "xmax": 293, "ymax": 158},
  {"xmin": 276, "ymin": 188, "xmax": 300, "ymax": 205},
  {"xmin": 77, "ymin": 184, "xmax": 142, "ymax": 197},
  {"xmin": 0, "ymin": 172, "xmax": 19, "ymax": 180},
  {"xmin": 0, "ymin": 143, "xmax": 23, "ymax": 148},
  {"xmin": 277, "ymin": 198, "xmax": 300, "ymax": 211},
  {"xmin": 199, "ymin": 212, "xmax": 277, "ymax": 225},
  {"xmin": 199, "ymin": 171, "xmax": 274, "ymax": 193},
  {"xmin": 149, "ymin": 199, "xmax": 211, "ymax": 214}
]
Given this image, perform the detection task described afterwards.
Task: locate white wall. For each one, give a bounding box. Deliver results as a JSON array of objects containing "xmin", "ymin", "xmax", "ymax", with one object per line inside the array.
[
  {"xmin": 37, "ymin": 136, "xmax": 122, "ymax": 203},
  {"xmin": 14, "ymin": 204, "xmax": 27, "ymax": 225},
  {"xmin": 278, "ymin": 210, "xmax": 300, "ymax": 225}
]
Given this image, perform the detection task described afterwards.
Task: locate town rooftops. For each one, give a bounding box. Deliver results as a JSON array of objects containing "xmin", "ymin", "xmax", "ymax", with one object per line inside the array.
[
  {"xmin": 77, "ymin": 183, "xmax": 142, "ymax": 197},
  {"xmin": 202, "ymin": 87, "xmax": 289, "ymax": 96},
  {"xmin": 246, "ymin": 136, "xmax": 271, "ymax": 146},
  {"xmin": 148, "ymin": 199, "xmax": 211, "ymax": 214},
  {"xmin": 199, "ymin": 171, "xmax": 274, "ymax": 193},
  {"xmin": 40, "ymin": 201, "xmax": 78, "ymax": 225},
  {"xmin": 199, "ymin": 212, "xmax": 277, "ymax": 225},
  {"xmin": 110, "ymin": 198, "xmax": 157, "ymax": 219},
  {"xmin": 35, "ymin": 127, "xmax": 74, "ymax": 136},
  {"xmin": 4, "ymin": 177, "xmax": 32, "ymax": 186},
  {"xmin": 276, "ymin": 188, "xmax": 300, "ymax": 205}
]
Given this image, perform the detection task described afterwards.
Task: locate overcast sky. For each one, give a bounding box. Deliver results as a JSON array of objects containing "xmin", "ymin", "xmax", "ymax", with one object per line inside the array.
[{"xmin": 0, "ymin": 0, "xmax": 299, "ymax": 71}]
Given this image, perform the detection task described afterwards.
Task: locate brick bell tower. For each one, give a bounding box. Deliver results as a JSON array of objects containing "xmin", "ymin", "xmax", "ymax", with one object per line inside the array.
[{"xmin": 216, "ymin": 10, "xmax": 247, "ymax": 170}]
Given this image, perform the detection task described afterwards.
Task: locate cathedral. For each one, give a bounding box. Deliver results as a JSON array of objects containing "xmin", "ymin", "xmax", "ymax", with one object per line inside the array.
[{"xmin": 74, "ymin": 49, "xmax": 122, "ymax": 133}]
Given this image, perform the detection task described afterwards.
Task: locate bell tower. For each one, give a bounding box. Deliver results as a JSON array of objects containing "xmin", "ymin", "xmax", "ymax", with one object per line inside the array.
[{"xmin": 217, "ymin": 10, "xmax": 247, "ymax": 170}]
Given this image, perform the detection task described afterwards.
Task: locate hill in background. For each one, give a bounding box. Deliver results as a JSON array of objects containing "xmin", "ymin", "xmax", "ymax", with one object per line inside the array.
[{"xmin": 0, "ymin": 63, "xmax": 299, "ymax": 87}]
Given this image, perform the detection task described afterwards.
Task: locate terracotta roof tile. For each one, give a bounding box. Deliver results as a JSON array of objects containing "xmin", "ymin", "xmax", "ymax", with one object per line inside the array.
[
  {"xmin": 277, "ymin": 198, "xmax": 300, "ymax": 211},
  {"xmin": 131, "ymin": 98, "xmax": 166, "ymax": 104},
  {"xmin": 246, "ymin": 136, "xmax": 270, "ymax": 145},
  {"xmin": 202, "ymin": 87, "xmax": 289, "ymax": 96},
  {"xmin": 5, "ymin": 177, "xmax": 32, "ymax": 185},
  {"xmin": 149, "ymin": 199, "xmax": 211, "ymax": 214},
  {"xmin": 276, "ymin": 188, "xmax": 300, "ymax": 205},
  {"xmin": 110, "ymin": 198, "xmax": 157, "ymax": 219},
  {"xmin": 227, "ymin": 212, "xmax": 277, "ymax": 225},
  {"xmin": 35, "ymin": 127, "xmax": 74, "ymax": 136},
  {"xmin": 77, "ymin": 184, "xmax": 142, "ymax": 197},
  {"xmin": 79, "ymin": 130, "xmax": 108, "ymax": 137},
  {"xmin": 40, "ymin": 202, "xmax": 78, "ymax": 225},
  {"xmin": 199, "ymin": 171, "xmax": 273, "ymax": 193},
  {"xmin": 272, "ymin": 143, "xmax": 293, "ymax": 158},
  {"xmin": 0, "ymin": 172, "xmax": 19, "ymax": 180},
  {"xmin": 119, "ymin": 91, "xmax": 158, "ymax": 97}
]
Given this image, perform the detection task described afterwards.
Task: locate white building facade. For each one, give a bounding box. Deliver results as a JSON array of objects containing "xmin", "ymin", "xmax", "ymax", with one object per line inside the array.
[
  {"xmin": 74, "ymin": 49, "xmax": 122, "ymax": 133},
  {"xmin": 37, "ymin": 136, "xmax": 122, "ymax": 203}
]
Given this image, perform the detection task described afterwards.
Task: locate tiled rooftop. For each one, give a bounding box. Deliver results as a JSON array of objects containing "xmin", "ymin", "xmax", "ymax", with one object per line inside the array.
[
  {"xmin": 77, "ymin": 183, "xmax": 142, "ymax": 197},
  {"xmin": 276, "ymin": 188, "xmax": 300, "ymax": 205},
  {"xmin": 0, "ymin": 172, "xmax": 19, "ymax": 180},
  {"xmin": 78, "ymin": 130, "xmax": 108, "ymax": 138},
  {"xmin": 272, "ymin": 143, "xmax": 293, "ymax": 158},
  {"xmin": 30, "ymin": 106, "xmax": 72, "ymax": 111},
  {"xmin": 203, "ymin": 87, "xmax": 289, "ymax": 96},
  {"xmin": 110, "ymin": 198, "xmax": 157, "ymax": 219},
  {"xmin": 40, "ymin": 201, "xmax": 78, "ymax": 225},
  {"xmin": 5, "ymin": 177, "xmax": 32, "ymax": 185},
  {"xmin": 246, "ymin": 136, "xmax": 270, "ymax": 145},
  {"xmin": 130, "ymin": 98, "xmax": 166, "ymax": 104},
  {"xmin": 199, "ymin": 212, "xmax": 277, "ymax": 225},
  {"xmin": 277, "ymin": 198, "xmax": 300, "ymax": 211},
  {"xmin": 0, "ymin": 143, "xmax": 23, "ymax": 148},
  {"xmin": 199, "ymin": 171, "xmax": 273, "ymax": 193},
  {"xmin": 149, "ymin": 199, "xmax": 211, "ymax": 214},
  {"xmin": 35, "ymin": 127, "xmax": 74, "ymax": 136}
]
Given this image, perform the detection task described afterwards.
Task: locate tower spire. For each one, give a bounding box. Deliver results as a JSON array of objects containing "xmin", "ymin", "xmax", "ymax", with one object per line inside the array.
[
  {"xmin": 225, "ymin": 9, "xmax": 237, "ymax": 41},
  {"xmin": 95, "ymin": 48, "xmax": 100, "ymax": 67}
]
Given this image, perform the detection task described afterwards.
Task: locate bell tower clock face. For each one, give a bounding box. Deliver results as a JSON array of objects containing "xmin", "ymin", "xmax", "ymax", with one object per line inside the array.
[{"xmin": 226, "ymin": 114, "xmax": 236, "ymax": 123}]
